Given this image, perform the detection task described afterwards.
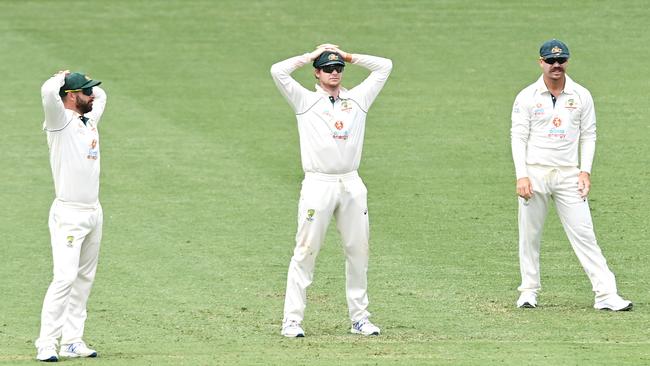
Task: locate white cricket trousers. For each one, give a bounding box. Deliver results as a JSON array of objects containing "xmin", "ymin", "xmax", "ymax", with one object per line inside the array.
[
  {"xmin": 518, "ymin": 165, "xmax": 617, "ymax": 302},
  {"xmin": 283, "ymin": 171, "xmax": 371, "ymax": 323},
  {"xmin": 36, "ymin": 199, "xmax": 103, "ymax": 348}
]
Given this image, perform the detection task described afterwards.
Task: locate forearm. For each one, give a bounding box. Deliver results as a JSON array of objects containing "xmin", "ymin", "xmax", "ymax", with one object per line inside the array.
[
  {"xmin": 86, "ymin": 86, "xmax": 107, "ymax": 123},
  {"xmin": 352, "ymin": 54, "xmax": 393, "ymax": 76},
  {"xmin": 511, "ymin": 138, "xmax": 528, "ymax": 179},
  {"xmin": 579, "ymin": 139, "xmax": 596, "ymax": 173}
]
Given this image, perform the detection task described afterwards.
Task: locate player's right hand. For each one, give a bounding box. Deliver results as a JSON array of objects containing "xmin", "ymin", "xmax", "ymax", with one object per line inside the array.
[{"xmin": 516, "ymin": 177, "xmax": 533, "ymax": 200}]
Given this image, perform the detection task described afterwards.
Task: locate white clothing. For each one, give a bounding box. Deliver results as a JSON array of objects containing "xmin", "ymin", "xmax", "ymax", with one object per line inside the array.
[
  {"xmin": 41, "ymin": 73, "xmax": 107, "ymax": 206},
  {"xmin": 511, "ymin": 75, "xmax": 596, "ymax": 180},
  {"xmin": 511, "ymin": 75, "xmax": 620, "ymax": 303},
  {"xmin": 271, "ymin": 53, "xmax": 392, "ymax": 323},
  {"xmin": 37, "ymin": 74, "xmax": 107, "ymax": 348},
  {"xmin": 37, "ymin": 200, "xmax": 103, "ymax": 347},
  {"xmin": 284, "ymin": 172, "xmax": 370, "ymax": 322},
  {"xmin": 517, "ymin": 165, "xmax": 617, "ymax": 301},
  {"xmin": 271, "ymin": 53, "xmax": 392, "ymax": 174}
]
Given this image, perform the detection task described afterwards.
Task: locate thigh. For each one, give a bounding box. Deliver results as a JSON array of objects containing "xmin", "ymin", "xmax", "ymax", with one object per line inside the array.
[
  {"xmin": 335, "ymin": 178, "xmax": 369, "ymax": 243},
  {"xmin": 80, "ymin": 206, "xmax": 103, "ymax": 265},
  {"xmin": 49, "ymin": 205, "xmax": 92, "ymax": 278},
  {"xmin": 553, "ymin": 168, "xmax": 584, "ymax": 206},
  {"xmin": 297, "ymin": 179, "xmax": 337, "ymax": 224}
]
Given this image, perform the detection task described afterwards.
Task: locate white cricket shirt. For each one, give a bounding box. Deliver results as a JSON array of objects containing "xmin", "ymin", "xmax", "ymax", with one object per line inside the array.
[
  {"xmin": 41, "ymin": 74, "xmax": 107, "ymax": 206},
  {"xmin": 511, "ymin": 75, "xmax": 596, "ymax": 179},
  {"xmin": 271, "ymin": 54, "xmax": 392, "ymax": 174}
]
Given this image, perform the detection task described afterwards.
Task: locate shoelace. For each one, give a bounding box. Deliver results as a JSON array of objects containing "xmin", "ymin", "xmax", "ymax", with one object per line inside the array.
[
  {"xmin": 67, "ymin": 343, "xmax": 81, "ymax": 353},
  {"xmin": 285, "ymin": 320, "xmax": 301, "ymax": 328},
  {"xmin": 353, "ymin": 319, "xmax": 370, "ymax": 331}
]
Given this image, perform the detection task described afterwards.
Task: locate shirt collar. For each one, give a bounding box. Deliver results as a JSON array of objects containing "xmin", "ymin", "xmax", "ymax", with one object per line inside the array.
[
  {"xmin": 315, "ymin": 84, "xmax": 349, "ymax": 99},
  {"xmin": 535, "ymin": 74, "xmax": 576, "ymax": 95}
]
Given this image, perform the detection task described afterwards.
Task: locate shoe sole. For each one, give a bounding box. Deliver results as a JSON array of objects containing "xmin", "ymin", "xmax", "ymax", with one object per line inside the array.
[
  {"xmin": 351, "ymin": 329, "xmax": 380, "ymax": 336},
  {"xmin": 281, "ymin": 332, "xmax": 305, "ymax": 338},
  {"xmin": 59, "ymin": 352, "xmax": 97, "ymax": 358},
  {"xmin": 596, "ymin": 302, "xmax": 633, "ymax": 312},
  {"xmin": 518, "ymin": 302, "xmax": 536, "ymax": 308},
  {"xmin": 37, "ymin": 356, "xmax": 58, "ymax": 362}
]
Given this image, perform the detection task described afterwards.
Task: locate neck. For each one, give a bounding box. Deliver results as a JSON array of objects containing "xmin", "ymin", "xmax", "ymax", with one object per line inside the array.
[
  {"xmin": 543, "ymin": 75, "xmax": 566, "ymax": 96},
  {"xmin": 319, "ymin": 83, "xmax": 340, "ymax": 98}
]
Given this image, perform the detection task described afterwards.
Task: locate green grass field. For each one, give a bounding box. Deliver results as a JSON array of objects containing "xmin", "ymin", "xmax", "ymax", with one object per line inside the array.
[{"xmin": 1, "ymin": 1, "xmax": 649, "ymax": 364}]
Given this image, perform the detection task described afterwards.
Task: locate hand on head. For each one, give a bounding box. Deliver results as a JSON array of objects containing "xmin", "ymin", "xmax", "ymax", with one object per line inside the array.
[{"xmin": 309, "ymin": 44, "xmax": 349, "ymax": 62}]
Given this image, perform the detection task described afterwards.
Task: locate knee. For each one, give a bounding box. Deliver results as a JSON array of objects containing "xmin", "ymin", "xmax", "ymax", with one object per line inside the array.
[{"xmin": 51, "ymin": 273, "xmax": 77, "ymax": 290}]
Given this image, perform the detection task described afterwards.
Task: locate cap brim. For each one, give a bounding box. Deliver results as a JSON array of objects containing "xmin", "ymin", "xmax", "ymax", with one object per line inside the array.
[
  {"xmin": 80, "ymin": 80, "xmax": 101, "ymax": 89},
  {"xmin": 318, "ymin": 60, "xmax": 345, "ymax": 67}
]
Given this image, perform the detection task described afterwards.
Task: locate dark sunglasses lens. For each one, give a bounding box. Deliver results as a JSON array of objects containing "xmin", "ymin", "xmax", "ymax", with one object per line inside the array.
[
  {"xmin": 544, "ymin": 57, "xmax": 568, "ymax": 65},
  {"xmin": 322, "ymin": 65, "xmax": 343, "ymax": 73},
  {"xmin": 82, "ymin": 88, "xmax": 93, "ymax": 96}
]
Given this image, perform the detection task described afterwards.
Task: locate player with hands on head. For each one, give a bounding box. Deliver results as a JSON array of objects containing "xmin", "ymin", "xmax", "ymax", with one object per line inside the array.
[
  {"xmin": 35, "ymin": 70, "xmax": 107, "ymax": 362},
  {"xmin": 511, "ymin": 39, "xmax": 632, "ymax": 311},
  {"xmin": 271, "ymin": 44, "xmax": 392, "ymax": 337}
]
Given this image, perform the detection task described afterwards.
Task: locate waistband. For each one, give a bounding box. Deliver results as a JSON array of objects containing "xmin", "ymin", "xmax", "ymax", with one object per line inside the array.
[
  {"xmin": 53, "ymin": 198, "xmax": 101, "ymax": 211},
  {"xmin": 527, "ymin": 164, "xmax": 579, "ymax": 172},
  {"xmin": 304, "ymin": 171, "xmax": 360, "ymax": 182}
]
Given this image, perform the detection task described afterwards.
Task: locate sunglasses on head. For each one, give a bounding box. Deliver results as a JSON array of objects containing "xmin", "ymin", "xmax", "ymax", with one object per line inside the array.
[
  {"xmin": 320, "ymin": 65, "xmax": 344, "ymax": 74},
  {"xmin": 64, "ymin": 88, "xmax": 93, "ymax": 96},
  {"xmin": 543, "ymin": 57, "xmax": 568, "ymax": 65}
]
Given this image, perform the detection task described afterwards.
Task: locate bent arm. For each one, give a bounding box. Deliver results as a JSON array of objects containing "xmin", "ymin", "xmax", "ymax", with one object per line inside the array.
[
  {"xmin": 85, "ymin": 86, "xmax": 107, "ymax": 125},
  {"xmin": 348, "ymin": 54, "xmax": 393, "ymax": 110},
  {"xmin": 41, "ymin": 72, "xmax": 68, "ymax": 130},
  {"xmin": 270, "ymin": 54, "xmax": 312, "ymax": 113}
]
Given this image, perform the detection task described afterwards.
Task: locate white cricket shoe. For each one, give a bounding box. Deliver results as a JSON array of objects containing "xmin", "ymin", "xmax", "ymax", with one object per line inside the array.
[
  {"xmin": 59, "ymin": 342, "xmax": 97, "ymax": 358},
  {"xmin": 36, "ymin": 345, "xmax": 58, "ymax": 362},
  {"xmin": 516, "ymin": 291, "xmax": 537, "ymax": 308},
  {"xmin": 351, "ymin": 318, "xmax": 380, "ymax": 336},
  {"xmin": 594, "ymin": 295, "xmax": 633, "ymax": 311},
  {"xmin": 281, "ymin": 320, "xmax": 305, "ymax": 337}
]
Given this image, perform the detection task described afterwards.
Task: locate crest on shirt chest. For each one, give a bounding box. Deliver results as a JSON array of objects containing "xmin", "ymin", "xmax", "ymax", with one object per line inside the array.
[
  {"xmin": 564, "ymin": 98, "xmax": 578, "ymax": 110},
  {"xmin": 340, "ymin": 100, "xmax": 352, "ymax": 112}
]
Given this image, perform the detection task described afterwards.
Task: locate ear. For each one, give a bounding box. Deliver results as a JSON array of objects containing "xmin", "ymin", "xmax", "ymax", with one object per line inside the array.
[{"xmin": 314, "ymin": 68, "xmax": 320, "ymax": 80}]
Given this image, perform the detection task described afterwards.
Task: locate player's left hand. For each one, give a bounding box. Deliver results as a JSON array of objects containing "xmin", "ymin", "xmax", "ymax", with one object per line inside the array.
[
  {"xmin": 578, "ymin": 171, "xmax": 591, "ymax": 198},
  {"xmin": 318, "ymin": 44, "xmax": 351, "ymax": 61}
]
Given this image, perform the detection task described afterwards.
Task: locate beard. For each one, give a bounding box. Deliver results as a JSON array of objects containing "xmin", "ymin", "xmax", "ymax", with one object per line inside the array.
[{"xmin": 76, "ymin": 96, "xmax": 93, "ymax": 114}]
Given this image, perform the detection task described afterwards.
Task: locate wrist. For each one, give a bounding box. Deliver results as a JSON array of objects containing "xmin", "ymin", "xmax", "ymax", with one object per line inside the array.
[{"xmin": 344, "ymin": 53, "xmax": 353, "ymax": 62}]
